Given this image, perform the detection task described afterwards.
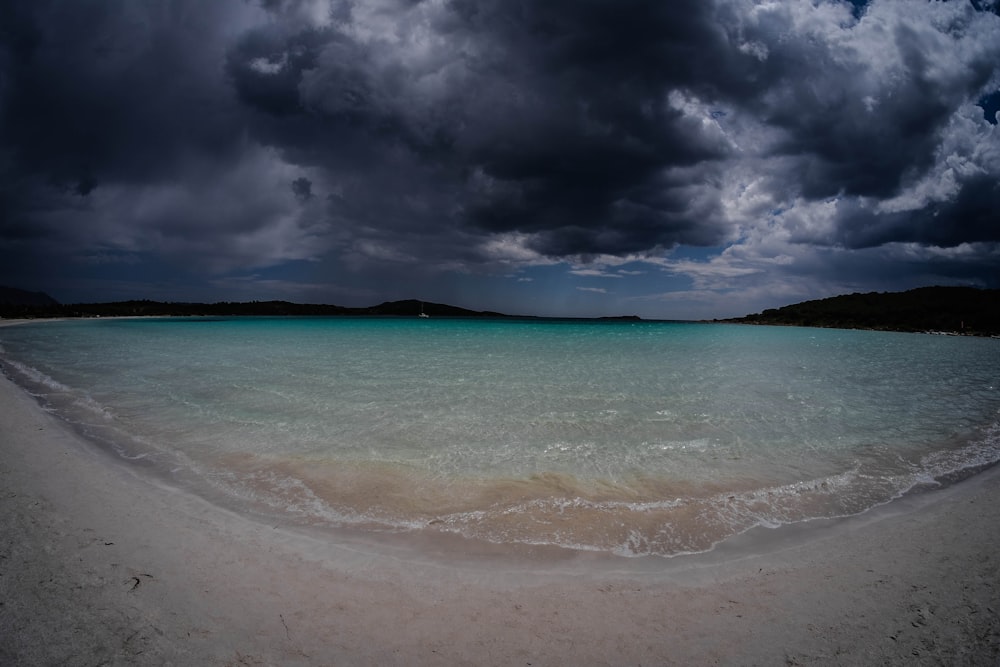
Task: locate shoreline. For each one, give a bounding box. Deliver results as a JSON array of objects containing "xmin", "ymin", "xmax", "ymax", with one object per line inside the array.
[
  {"xmin": 7, "ymin": 313, "xmax": 1000, "ymax": 339},
  {"xmin": 2, "ymin": 365, "xmax": 1000, "ymax": 663}
]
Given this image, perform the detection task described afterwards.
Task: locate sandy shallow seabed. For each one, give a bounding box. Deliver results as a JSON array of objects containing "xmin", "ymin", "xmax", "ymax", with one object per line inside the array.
[{"xmin": 1, "ymin": 329, "xmax": 999, "ymax": 665}]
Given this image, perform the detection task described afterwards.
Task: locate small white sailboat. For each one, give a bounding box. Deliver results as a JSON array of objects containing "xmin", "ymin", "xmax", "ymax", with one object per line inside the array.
[{"xmin": 418, "ymin": 302, "xmax": 430, "ymax": 318}]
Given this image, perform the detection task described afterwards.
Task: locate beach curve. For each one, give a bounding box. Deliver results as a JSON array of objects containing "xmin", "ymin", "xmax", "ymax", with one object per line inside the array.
[{"xmin": 2, "ymin": 348, "xmax": 1000, "ymax": 664}]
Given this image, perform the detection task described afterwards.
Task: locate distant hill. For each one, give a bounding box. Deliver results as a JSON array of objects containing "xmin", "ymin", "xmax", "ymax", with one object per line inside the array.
[
  {"xmin": 0, "ymin": 297, "xmax": 515, "ymax": 320},
  {"xmin": 359, "ymin": 299, "xmax": 508, "ymax": 317},
  {"xmin": 724, "ymin": 287, "xmax": 1000, "ymax": 336},
  {"xmin": 0, "ymin": 286, "xmax": 59, "ymax": 308}
]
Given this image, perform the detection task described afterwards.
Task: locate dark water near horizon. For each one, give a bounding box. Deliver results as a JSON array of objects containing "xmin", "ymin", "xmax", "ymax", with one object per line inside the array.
[{"xmin": 2, "ymin": 316, "xmax": 998, "ymax": 557}]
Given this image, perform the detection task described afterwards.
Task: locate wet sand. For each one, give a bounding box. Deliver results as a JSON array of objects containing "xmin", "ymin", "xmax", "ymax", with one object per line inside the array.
[{"xmin": 1, "ymin": 352, "xmax": 999, "ymax": 664}]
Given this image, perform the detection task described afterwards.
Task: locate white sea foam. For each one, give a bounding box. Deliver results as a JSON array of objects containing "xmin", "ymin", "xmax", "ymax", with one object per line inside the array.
[{"xmin": 4, "ymin": 359, "xmax": 72, "ymax": 393}]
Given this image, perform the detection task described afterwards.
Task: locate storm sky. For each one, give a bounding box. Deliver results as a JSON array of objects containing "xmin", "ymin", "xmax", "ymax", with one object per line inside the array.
[{"xmin": 1, "ymin": 0, "xmax": 998, "ymax": 318}]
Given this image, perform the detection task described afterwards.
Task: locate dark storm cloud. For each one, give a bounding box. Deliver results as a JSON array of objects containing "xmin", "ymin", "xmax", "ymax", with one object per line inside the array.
[
  {"xmin": 221, "ymin": 0, "xmax": 1000, "ymax": 259},
  {"xmin": 725, "ymin": 4, "xmax": 997, "ymax": 200},
  {"xmin": 291, "ymin": 177, "xmax": 313, "ymax": 202},
  {"xmin": 0, "ymin": 0, "xmax": 319, "ymax": 277},
  {"xmin": 835, "ymin": 173, "xmax": 1000, "ymax": 249},
  {"xmin": 219, "ymin": 0, "xmax": 755, "ymax": 256},
  {"xmin": 1, "ymin": 0, "xmax": 999, "ymax": 307},
  {"xmin": 0, "ymin": 0, "xmax": 246, "ymax": 191},
  {"xmin": 227, "ymin": 25, "xmax": 328, "ymax": 117},
  {"xmin": 444, "ymin": 0, "xmax": 774, "ymax": 255}
]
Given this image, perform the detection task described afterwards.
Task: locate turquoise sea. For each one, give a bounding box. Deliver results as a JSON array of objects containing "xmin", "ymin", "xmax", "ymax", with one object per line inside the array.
[{"xmin": 2, "ymin": 317, "xmax": 999, "ymax": 557}]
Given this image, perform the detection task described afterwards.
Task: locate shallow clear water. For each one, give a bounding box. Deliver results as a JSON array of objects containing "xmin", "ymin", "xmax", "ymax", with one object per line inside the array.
[{"xmin": 2, "ymin": 317, "xmax": 999, "ymax": 556}]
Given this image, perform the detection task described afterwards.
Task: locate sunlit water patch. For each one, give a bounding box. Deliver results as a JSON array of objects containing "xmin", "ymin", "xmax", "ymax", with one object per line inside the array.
[{"xmin": 2, "ymin": 316, "xmax": 999, "ymax": 556}]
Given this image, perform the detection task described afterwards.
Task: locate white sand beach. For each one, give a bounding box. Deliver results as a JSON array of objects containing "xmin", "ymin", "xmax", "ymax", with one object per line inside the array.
[{"xmin": 2, "ymin": 354, "xmax": 999, "ymax": 665}]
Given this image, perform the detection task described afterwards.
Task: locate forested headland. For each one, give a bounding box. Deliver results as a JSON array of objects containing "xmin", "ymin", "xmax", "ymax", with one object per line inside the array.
[
  {"xmin": 0, "ymin": 290, "xmax": 508, "ymax": 320},
  {"xmin": 724, "ymin": 286, "xmax": 999, "ymax": 336}
]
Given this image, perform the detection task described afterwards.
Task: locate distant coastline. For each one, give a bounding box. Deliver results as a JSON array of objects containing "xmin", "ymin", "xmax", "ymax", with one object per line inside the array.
[
  {"xmin": 0, "ymin": 297, "xmax": 505, "ymax": 320},
  {"xmin": 3, "ymin": 285, "xmax": 999, "ymax": 335},
  {"xmin": 719, "ymin": 286, "xmax": 1000, "ymax": 337},
  {"xmin": 0, "ymin": 290, "xmax": 648, "ymax": 322}
]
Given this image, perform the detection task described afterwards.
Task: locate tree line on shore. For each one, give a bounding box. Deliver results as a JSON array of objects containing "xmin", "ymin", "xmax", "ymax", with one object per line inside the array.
[
  {"xmin": 0, "ymin": 291, "xmax": 505, "ymax": 319},
  {"xmin": 722, "ymin": 286, "xmax": 999, "ymax": 336},
  {"xmin": 2, "ymin": 285, "xmax": 998, "ymax": 335}
]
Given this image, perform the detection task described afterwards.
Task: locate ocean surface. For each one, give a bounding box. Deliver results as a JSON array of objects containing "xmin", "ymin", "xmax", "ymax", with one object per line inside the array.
[{"xmin": 2, "ymin": 316, "xmax": 999, "ymax": 557}]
